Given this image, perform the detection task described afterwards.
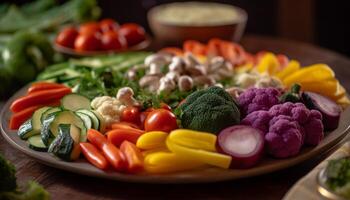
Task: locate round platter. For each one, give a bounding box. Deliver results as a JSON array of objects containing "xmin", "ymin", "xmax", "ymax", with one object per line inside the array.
[{"xmin": 1, "ymin": 86, "xmax": 349, "ymax": 183}]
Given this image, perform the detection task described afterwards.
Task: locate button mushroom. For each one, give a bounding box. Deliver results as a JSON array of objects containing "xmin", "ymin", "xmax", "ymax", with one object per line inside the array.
[
  {"xmin": 178, "ymin": 75, "xmax": 193, "ymax": 91},
  {"xmin": 193, "ymin": 76, "xmax": 216, "ymax": 87},
  {"xmin": 169, "ymin": 56, "xmax": 185, "ymax": 73},
  {"xmin": 116, "ymin": 87, "xmax": 139, "ymax": 106},
  {"xmin": 139, "ymin": 74, "xmax": 161, "ymax": 92},
  {"xmin": 158, "ymin": 76, "xmax": 176, "ymax": 94}
]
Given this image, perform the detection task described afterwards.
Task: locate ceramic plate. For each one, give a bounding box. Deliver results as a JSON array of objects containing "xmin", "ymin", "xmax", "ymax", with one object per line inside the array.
[{"xmin": 1, "ymin": 86, "xmax": 349, "ymax": 183}]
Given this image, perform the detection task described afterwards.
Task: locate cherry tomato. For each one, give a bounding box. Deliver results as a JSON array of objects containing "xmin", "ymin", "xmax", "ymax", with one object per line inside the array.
[
  {"xmin": 74, "ymin": 33, "xmax": 101, "ymax": 52},
  {"xmin": 55, "ymin": 26, "xmax": 78, "ymax": 48},
  {"xmin": 121, "ymin": 106, "xmax": 141, "ymax": 125},
  {"xmin": 144, "ymin": 109, "xmax": 178, "ymax": 132},
  {"xmin": 119, "ymin": 23, "xmax": 145, "ymax": 46},
  {"xmin": 100, "ymin": 18, "xmax": 119, "ymax": 32},
  {"xmin": 101, "ymin": 31, "xmax": 127, "ymax": 50},
  {"xmin": 79, "ymin": 22, "xmax": 101, "ymax": 35}
]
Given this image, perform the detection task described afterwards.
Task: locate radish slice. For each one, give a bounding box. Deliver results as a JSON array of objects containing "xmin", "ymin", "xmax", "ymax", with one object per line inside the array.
[
  {"xmin": 302, "ymin": 92, "xmax": 341, "ymax": 130},
  {"xmin": 218, "ymin": 125, "xmax": 265, "ymax": 168}
]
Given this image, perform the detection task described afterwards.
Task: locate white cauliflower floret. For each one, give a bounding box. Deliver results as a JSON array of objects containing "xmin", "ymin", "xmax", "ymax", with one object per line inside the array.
[{"xmin": 91, "ymin": 87, "xmax": 140, "ymax": 127}]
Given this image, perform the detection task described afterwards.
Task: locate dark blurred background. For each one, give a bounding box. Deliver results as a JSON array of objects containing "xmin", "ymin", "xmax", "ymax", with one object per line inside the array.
[{"xmin": 5, "ymin": 0, "xmax": 350, "ymax": 57}]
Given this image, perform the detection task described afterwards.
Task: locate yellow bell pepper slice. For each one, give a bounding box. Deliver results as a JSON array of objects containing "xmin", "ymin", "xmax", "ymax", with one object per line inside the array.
[
  {"xmin": 276, "ymin": 60, "xmax": 300, "ymax": 80},
  {"xmin": 283, "ymin": 64, "xmax": 335, "ymax": 86},
  {"xmin": 142, "ymin": 148, "xmax": 169, "ymax": 157},
  {"xmin": 168, "ymin": 129, "xmax": 217, "ymax": 152},
  {"xmin": 256, "ymin": 52, "xmax": 280, "ymax": 75},
  {"xmin": 144, "ymin": 151, "xmax": 204, "ymax": 173},
  {"xmin": 166, "ymin": 138, "xmax": 232, "ymax": 169},
  {"xmin": 333, "ymin": 83, "xmax": 346, "ymax": 101},
  {"xmin": 337, "ymin": 96, "xmax": 350, "ymax": 108},
  {"xmin": 136, "ymin": 131, "xmax": 168, "ymax": 150},
  {"xmin": 300, "ymin": 79, "xmax": 338, "ymax": 99}
]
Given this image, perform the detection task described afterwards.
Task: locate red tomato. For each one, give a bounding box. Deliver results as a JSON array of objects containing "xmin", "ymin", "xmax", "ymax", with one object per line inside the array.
[
  {"xmin": 101, "ymin": 31, "xmax": 127, "ymax": 50},
  {"xmin": 100, "ymin": 18, "xmax": 119, "ymax": 32},
  {"xmin": 144, "ymin": 109, "xmax": 178, "ymax": 132},
  {"xmin": 79, "ymin": 22, "xmax": 101, "ymax": 35},
  {"xmin": 119, "ymin": 23, "xmax": 145, "ymax": 46},
  {"xmin": 121, "ymin": 106, "xmax": 141, "ymax": 125},
  {"xmin": 74, "ymin": 33, "xmax": 101, "ymax": 52},
  {"xmin": 55, "ymin": 27, "xmax": 78, "ymax": 48}
]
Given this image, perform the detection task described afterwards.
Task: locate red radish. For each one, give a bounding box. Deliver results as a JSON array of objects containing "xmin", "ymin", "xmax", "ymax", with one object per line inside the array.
[
  {"xmin": 302, "ymin": 91, "xmax": 341, "ymax": 130},
  {"xmin": 218, "ymin": 125, "xmax": 265, "ymax": 168}
]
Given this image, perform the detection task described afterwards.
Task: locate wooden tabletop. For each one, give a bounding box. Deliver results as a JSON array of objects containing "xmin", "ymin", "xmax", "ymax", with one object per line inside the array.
[{"xmin": 1, "ymin": 35, "xmax": 350, "ymax": 200}]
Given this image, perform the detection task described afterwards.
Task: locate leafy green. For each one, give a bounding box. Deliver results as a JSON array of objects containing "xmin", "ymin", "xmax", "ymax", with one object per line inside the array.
[
  {"xmin": 326, "ymin": 157, "xmax": 350, "ymax": 191},
  {"xmin": 0, "ymin": 0, "xmax": 100, "ymax": 34}
]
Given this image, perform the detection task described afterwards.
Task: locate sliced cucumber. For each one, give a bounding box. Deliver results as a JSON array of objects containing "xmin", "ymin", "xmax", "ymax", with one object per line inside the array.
[
  {"xmin": 92, "ymin": 111, "xmax": 106, "ymax": 133},
  {"xmin": 18, "ymin": 107, "xmax": 51, "ymax": 139},
  {"xmin": 41, "ymin": 110, "xmax": 87, "ymax": 146},
  {"xmin": 76, "ymin": 109, "xmax": 100, "ymax": 130},
  {"xmin": 40, "ymin": 107, "xmax": 62, "ymax": 124},
  {"xmin": 61, "ymin": 93, "xmax": 90, "ymax": 111},
  {"xmin": 48, "ymin": 124, "xmax": 81, "ymax": 161},
  {"xmin": 76, "ymin": 112, "xmax": 92, "ymax": 129},
  {"xmin": 28, "ymin": 135, "xmax": 47, "ymax": 152}
]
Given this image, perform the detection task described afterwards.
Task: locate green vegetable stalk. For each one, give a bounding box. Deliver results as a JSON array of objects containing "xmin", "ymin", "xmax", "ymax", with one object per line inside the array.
[{"xmin": 279, "ymin": 83, "xmax": 301, "ymax": 103}]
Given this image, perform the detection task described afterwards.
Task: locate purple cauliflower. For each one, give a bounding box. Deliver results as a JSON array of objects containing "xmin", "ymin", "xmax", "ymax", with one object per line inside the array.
[
  {"xmin": 238, "ymin": 87, "xmax": 280, "ymax": 117},
  {"xmin": 241, "ymin": 102, "xmax": 324, "ymax": 158},
  {"xmin": 241, "ymin": 110, "xmax": 272, "ymax": 133},
  {"xmin": 265, "ymin": 115, "xmax": 303, "ymax": 158}
]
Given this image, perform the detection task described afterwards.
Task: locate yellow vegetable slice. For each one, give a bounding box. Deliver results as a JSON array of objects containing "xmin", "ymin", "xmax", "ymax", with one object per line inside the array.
[
  {"xmin": 283, "ymin": 64, "xmax": 335, "ymax": 86},
  {"xmin": 301, "ymin": 79, "xmax": 338, "ymax": 99},
  {"xmin": 332, "ymin": 83, "xmax": 346, "ymax": 101},
  {"xmin": 256, "ymin": 52, "xmax": 280, "ymax": 75},
  {"xmin": 166, "ymin": 138, "xmax": 232, "ymax": 169},
  {"xmin": 168, "ymin": 129, "xmax": 217, "ymax": 152},
  {"xmin": 337, "ymin": 96, "xmax": 350, "ymax": 109},
  {"xmin": 144, "ymin": 151, "xmax": 204, "ymax": 173},
  {"xmin": 136, "ymin": 131, "xmax": 168, "ymax": 150},
  {"xmin": 276, "ymin": 60, "xmax": 300, "ymax": 80},
  {"xmin": 142, "ymin": 148, "xmax": 169, "ymax": 157}
]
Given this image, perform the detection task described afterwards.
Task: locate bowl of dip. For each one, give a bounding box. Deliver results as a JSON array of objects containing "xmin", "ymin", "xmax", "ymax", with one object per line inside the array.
[{"xmin": 148, "ymin": 2, "xmax": 247, "ymax": 45}]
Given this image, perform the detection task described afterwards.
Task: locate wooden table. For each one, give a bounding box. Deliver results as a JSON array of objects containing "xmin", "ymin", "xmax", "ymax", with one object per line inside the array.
[{"xmin": 1, "ymin": 35, "xmax": 350, "ymax": 200}]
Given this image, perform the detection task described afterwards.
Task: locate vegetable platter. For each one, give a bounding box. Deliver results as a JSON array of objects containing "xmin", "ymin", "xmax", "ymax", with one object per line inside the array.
[{"xmin": 1, "ymin": 39, "xmax": 350, "ymax": 183}]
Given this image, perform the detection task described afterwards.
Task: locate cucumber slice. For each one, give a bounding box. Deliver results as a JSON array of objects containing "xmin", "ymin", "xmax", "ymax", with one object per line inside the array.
[
  {"xmin": 76, "ymin": 112, "xmax": 92, "ymax": 129},
  {"xmin": 41, "ymin": 110, "xmax": 87, "ymax": 146},
  {"xmin": 48, "ymin": 124, "xmax": 81, "ymax": 161},
  {"xmin": 18, "ymin": 106, "xmax": 51, "ymax": 139},
  {"xmin": 92, "ymin": 111, "xmax": 106, "ymax": 133},
  {"xmin": 40, "ymin": 107, "xmax": 62, "ymax": 124},
  {"xmin": 61, "ymin": 94, "xmax": 90, "ymax": 111},
  {"xmin": 28, "ymin": 135, "xmax": 47, "ymax": 152},
  {"xmin": 76, "ymin": 109, "xmax": 100, "ymax": 131}
]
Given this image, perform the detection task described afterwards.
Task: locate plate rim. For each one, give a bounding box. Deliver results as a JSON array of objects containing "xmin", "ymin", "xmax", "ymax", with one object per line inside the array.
[{"xmin": 1, "ymin": 85, "xmax": 350, "ymax": 184}]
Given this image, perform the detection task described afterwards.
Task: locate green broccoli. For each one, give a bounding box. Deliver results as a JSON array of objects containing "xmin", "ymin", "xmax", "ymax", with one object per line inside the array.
[
  {"xmin": 177, "ymin": 86, "xmax": 241, "ymax": 134},
  {"xmin": 0, "ymin": 153, "xmax": 50, "ymax": 200},
  {"xmin": 2, "ymin": 31, "xmax": 54, "ymax": 83},
  {"xmin": 0, "ymin": 153, "xmax": 17, "ymax": 192}
]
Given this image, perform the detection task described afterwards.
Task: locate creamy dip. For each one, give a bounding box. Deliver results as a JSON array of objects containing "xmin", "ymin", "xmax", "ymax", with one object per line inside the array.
[{"xmin": 154, "ymin": 2, "xmax": 241, "ymax": 26}]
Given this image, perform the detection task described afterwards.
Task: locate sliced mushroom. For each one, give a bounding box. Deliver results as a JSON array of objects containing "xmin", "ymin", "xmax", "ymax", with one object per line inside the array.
[
  {"xmin": 139, "ymin": 74, "xmax": 161, "ymax": 92},
  {"xmin": 185, "ymin": 64, "xmax": 206, "ymax": 76},
  {"xmin": 144, "ymin": 54, "xmax": 172, "ymax": 67},
  {"xmin": 178, "ymin": 75, "xmax": 193, "ymax": 91},
  {"xmin": 158, "ymin": 76, "xmax": 176, "ymax": 94},
  {"xmin": 184, "ymin": 52, "xmax": 200, "ymax": 67},
  {"xmin": 193, "ymin": 76, "xmax": 216, "ymax": 87},
  {"xmin": 168, "ymin": 56, "xmax": 185, "ymax": 73}
]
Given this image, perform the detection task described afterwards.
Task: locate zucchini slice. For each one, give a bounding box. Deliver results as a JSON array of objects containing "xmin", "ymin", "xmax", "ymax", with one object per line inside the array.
[
  {"xmin": 76, "ymin": 112, "xmax": 92, "ymax": 129},
  {"xmin": 41, "ymin": 110, "xmax": 87, "ymax": 146},
  {"xmin": 76, "ymin": 109, "xmax": 100, "ymax": 131},
  {"xmin": 48, "ymin": 124, "xmax": 81, "ymax": 161},
  {"xmin": 40, "ymin": 107, "xmax": 62, "ymax": 124},
  {"xmin": 18, "ymin": 106, "xmax": 50, "ymax": 139},
  {"xmin": 28, "ymin": 135, "xmax": 47, "ymax": 152},
  {"xmin": 61, "ymin": 94, "xmax": 91, "ymax": 111}
]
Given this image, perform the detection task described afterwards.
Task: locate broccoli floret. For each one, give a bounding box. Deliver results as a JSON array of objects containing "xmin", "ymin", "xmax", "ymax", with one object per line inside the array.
[
  {"xmin": 178, "ymin": 86, "xmax": 240, "ymax": 134},
  {"xmin": 1, "ymin": 181, "xmax": 50, "ymax": 200},
  {"xmin": 0, "ymin": 154, "xmax": 17, "ymax": 192}
]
